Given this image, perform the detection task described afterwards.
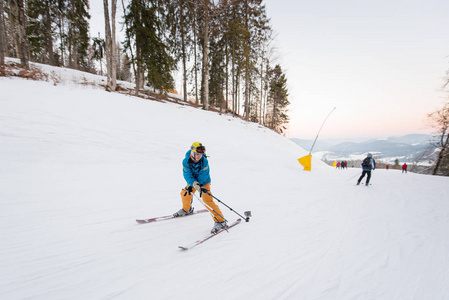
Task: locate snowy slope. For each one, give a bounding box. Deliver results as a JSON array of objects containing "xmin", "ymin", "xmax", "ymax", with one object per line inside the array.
[{"xmin": 1, "ymin": 71, "xmax": 449, "ymax": 300}]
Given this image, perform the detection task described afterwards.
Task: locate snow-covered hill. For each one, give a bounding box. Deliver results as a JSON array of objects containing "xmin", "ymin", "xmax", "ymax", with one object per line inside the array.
[
  {"xmin": 291, "ymin": 134, "xmax": 434, "ymax": 164},
  {"xmin": 1, "ymin": 67, "xmax": 449, "ymax": 300}
]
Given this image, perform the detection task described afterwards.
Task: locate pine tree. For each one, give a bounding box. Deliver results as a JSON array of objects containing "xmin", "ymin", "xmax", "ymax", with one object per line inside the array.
[
  {"xmin": 66, "ymin": 0, "xmax": 90, "ymax": 70},
  {"xmin": 166, "ymin": 0, "xmax": 195, "ymax": 102},
  {"xmin": 92, "ymin": 36, "xmax": 105, "ymax": 75},
  {"xmin": 214, "ymin": 0, "xmax": 241, "ymax": 114},
  {"xmin": 118, "ymin": 51, "xmax": 132, "ymax": 81},
  {"xmin": 225, "ymin": 0, "xmax": 270, "ymax": 120},
  {"xmin": 267, "ymin": 64, "xmax": 290, "ymax": 133},
  {"xmin": 258, "ymin": 47, "xmax": 271, "ymax": 126},
  {"xmin": 124, "ymin": 0, "xmax": 175, "ymax": 93},
  {"xmin": 27, "ymin": 0, "xmax": 57, "ymax": 65},
  {"xmin": 53, "ymin": 0, "xmax": 66, "ymax": 66},
  {"xmin": 208, "ymin": 36, "xmax": 225, "ymax": 108}
]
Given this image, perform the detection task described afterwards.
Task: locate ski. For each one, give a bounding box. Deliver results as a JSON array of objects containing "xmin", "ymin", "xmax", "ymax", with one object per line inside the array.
[
  {"xmin": 136, "ymin": 209, "xmax": 209, "ymax": 224},
  {"xmin": 178, "ymin": 218, "xmax": 242, "ymax": 251}
]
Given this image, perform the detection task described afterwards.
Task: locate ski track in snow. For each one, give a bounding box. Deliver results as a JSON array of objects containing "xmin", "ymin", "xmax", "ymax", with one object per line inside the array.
[{"xmin": 1, "ymin": 73, "xmax": 449, "ymax": 300}]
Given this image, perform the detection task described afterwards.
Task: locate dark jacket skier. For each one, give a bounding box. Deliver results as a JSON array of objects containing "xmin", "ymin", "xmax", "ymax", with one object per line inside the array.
[{"xmin": 357, "ymin": 153, "xmax": 376, "ymax": 186}]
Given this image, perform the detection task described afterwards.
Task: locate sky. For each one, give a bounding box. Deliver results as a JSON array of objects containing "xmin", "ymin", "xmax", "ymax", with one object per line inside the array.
[
  {"xmin": 89, "ymin": 0, "xmax": 449, "ymax": 140},
  {"xmin": 2, "ymin": 65, "xmax": 449, "ymax": 299},
  {"xmin": 263, "ymin": 0, "xmax": 449, "ymax": 139}
]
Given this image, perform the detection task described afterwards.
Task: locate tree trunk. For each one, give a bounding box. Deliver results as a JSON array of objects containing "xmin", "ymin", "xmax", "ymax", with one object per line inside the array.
[
  {"xmin": 259, "ymin": 58, "xmax": 263, "ymax": 124},
  {"xmin": 57, "ymin": 9, "xmax": 65, "ymax": 66},
  {"xmin": 433, "ymin": 149, "xmax": 444, "ymax": 175},
  {"xmin": 231, "ymin": 40, "xmax": 235, "ymax": 114},
  {"xmin": 428, "ymin": 103, "xmax": 449, "ymax": 175},
  {"xmin": 44, "ymin": 0, "xmax": 55, "ymax": 65},
  {"xmin": 223, "ymin": 43, "xmax": 229, "ymax": 113},
  {"xmin": 111, "ymin": 0, "xmax": 117, "ymax": 90},
  {"xmin": 432, "ymin": 133, "xmax": 449, "ymax": 175},
  {"xmin": 120, "ymin": 0, "xmax": 136, "ymax": 84},
  {"xmin": 69, "ymin": 0, "xmax": 78, "ymax": 69},
  {"xmin": 237, "ymin": 78, "xmax": 240, "ymax": 115},
  {"xmin": 243, "ymin": 0, "xmax": 250, "ymax": 120},
  {"xmin": 201, "ymin": 1, "xmax": 209, "ymax": 110},
  {"xmin": 135, "ymin": 46, "xmax": 142, "ymax": 95},
  {"xmin": 180, "ymin": 0, "xmax": 187, "ymax": 102},
  {"xmin": 0, "ymin": 0, "xmax": 5, "ymax": 65},
  {"xmin": 133, "ymin": 1, "xmax": 142, "ymax": 96},
  {"xmin": 16, "ymin": 0, "xmax": 29, "ymax": 68},
  {"xmin": 103, "ymin": 0, "xmax": 112, "ymax": 88},
  {"xmin": 193, "ymin": 15, "xmax": 198, "ymax": 105},
  {"xmin": 103, "ymin": 0, "xmax": 117, "ymax": 91},
  {"xmin": 7, "ymin": 0, "xmax": 20, "ymax": 58}
]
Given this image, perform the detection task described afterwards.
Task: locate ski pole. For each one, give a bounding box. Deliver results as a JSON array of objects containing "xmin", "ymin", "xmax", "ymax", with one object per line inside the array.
[
  {"xmin": 203, "ymin": 190, "xmax": 252, "ymax": 222},
  {"xmin": 192, "ymin": 192, "xmax": 228, "ymax": 224},
  {"xmin": 346, "ymin": 172, "xmax": 362, "ymax": 181}
]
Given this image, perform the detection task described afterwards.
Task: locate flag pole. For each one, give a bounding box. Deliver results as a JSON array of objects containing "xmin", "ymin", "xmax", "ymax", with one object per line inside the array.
[{"xmin": 309, "ymin": 107, "xmax": 336, "ymax": 155}]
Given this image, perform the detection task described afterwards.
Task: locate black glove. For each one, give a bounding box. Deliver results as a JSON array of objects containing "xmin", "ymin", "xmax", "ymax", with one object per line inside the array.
[{"xmin": 183, "ymin": 185, "xmax": 193, "ymax": 196}]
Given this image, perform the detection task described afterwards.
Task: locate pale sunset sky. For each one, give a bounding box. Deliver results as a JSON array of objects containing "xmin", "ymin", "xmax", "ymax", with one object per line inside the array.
[{"xmin": 264, "ymin": 0, "xmax": 449, "ymax": 139}]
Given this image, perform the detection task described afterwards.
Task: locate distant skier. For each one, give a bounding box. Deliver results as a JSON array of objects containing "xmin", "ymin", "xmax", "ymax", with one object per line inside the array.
[
  {"xmin": 402, "ymin": 163, "xmax": 408, "ymax": 173},
  {"xmin": 386, "ymin": 164, "xmax": 389, "ymax": 170},
  {"xmin": 173, "ymin": 142, "xmax": 227, "ymax": 233},
  {"xmin": 357, "ymin": 153, "xmax": 376, "ymax": 186}
]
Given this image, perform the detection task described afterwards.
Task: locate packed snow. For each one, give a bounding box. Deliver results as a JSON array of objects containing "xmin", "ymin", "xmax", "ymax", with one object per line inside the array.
[{"xmin": 1, "ymin": 67, "xmax": 449, "ymax": 300}]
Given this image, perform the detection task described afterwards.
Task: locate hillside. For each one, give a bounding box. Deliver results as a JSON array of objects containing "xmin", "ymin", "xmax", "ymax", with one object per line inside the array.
[
  {"xmin": 1, "ymin": 65, "xmax": 449, "ymax": 300},
  {"xmin": 291, "ymin": 135, "xmax": 434, "ymax": 164}
]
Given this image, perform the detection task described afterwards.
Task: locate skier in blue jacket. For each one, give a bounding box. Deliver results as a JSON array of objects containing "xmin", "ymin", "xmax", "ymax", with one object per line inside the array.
[
  {"xmin": 173, "ymin": 142, "xmax": 227, "ymax": 233},
  {"xmin": 357, "ymin": 153, "xmax": 376, "ymax": 186}
]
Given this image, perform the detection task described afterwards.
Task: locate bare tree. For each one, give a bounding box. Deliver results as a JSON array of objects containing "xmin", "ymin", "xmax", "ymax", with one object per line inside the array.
[
  {"xmin": 427, "ymin": 102, "xmax": 449, "ymax": 175},
  {"xmin": 103, "ymin": 0, "xmax": 117, "ymax": 91}
]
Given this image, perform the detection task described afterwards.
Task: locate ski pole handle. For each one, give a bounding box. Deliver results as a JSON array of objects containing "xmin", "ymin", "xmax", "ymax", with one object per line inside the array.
[{"xmin": 203, "ymin": 190, "xmax": 251, "ymax": 222}]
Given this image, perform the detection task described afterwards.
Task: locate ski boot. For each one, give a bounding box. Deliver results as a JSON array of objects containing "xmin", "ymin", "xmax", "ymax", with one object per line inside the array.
[
  {"xmin": 173, "ymin": 207, "xmax": 194, "ymax": 217},
  {"xmin": 211, "ymin": 221, "xmax": 228, "ymax": 234}
]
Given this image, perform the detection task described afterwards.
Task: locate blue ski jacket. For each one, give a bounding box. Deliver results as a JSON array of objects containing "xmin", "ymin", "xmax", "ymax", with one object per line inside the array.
[{"xmin": 182, "ymin": 150, "xmax": 211, "ymax": 186}]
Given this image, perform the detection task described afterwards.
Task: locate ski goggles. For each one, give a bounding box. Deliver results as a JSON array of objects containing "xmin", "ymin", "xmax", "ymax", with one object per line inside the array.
[{"xmin": 192, "ymin": 145, "xmax": 206, "ymax": 154}]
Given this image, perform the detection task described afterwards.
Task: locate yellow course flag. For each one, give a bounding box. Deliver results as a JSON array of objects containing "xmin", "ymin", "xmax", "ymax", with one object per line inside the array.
[
  {"xmin": 333, "ymin": 161, "xmax": 337, "ymax": 167},
  {"xmin": 298, "ymin": 154, "xmax": 312, "ymax": 171}
]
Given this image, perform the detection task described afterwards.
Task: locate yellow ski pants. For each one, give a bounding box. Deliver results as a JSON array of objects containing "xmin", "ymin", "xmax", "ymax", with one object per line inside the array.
[{"xmin": 180, "ymin": 183, "xmax": 225, "ymax": 223}]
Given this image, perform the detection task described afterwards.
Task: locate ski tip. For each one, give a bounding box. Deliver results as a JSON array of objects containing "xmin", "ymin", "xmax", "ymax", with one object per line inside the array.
[{"xmin": 178, "ymin": 246, "xmax": 188, "ymax": 251}]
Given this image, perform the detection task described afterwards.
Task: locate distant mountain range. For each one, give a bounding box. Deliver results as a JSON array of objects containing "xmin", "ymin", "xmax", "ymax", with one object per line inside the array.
[{"xmin": 290, "ymin": 134, "xmax": 436, "ymax": 163}]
